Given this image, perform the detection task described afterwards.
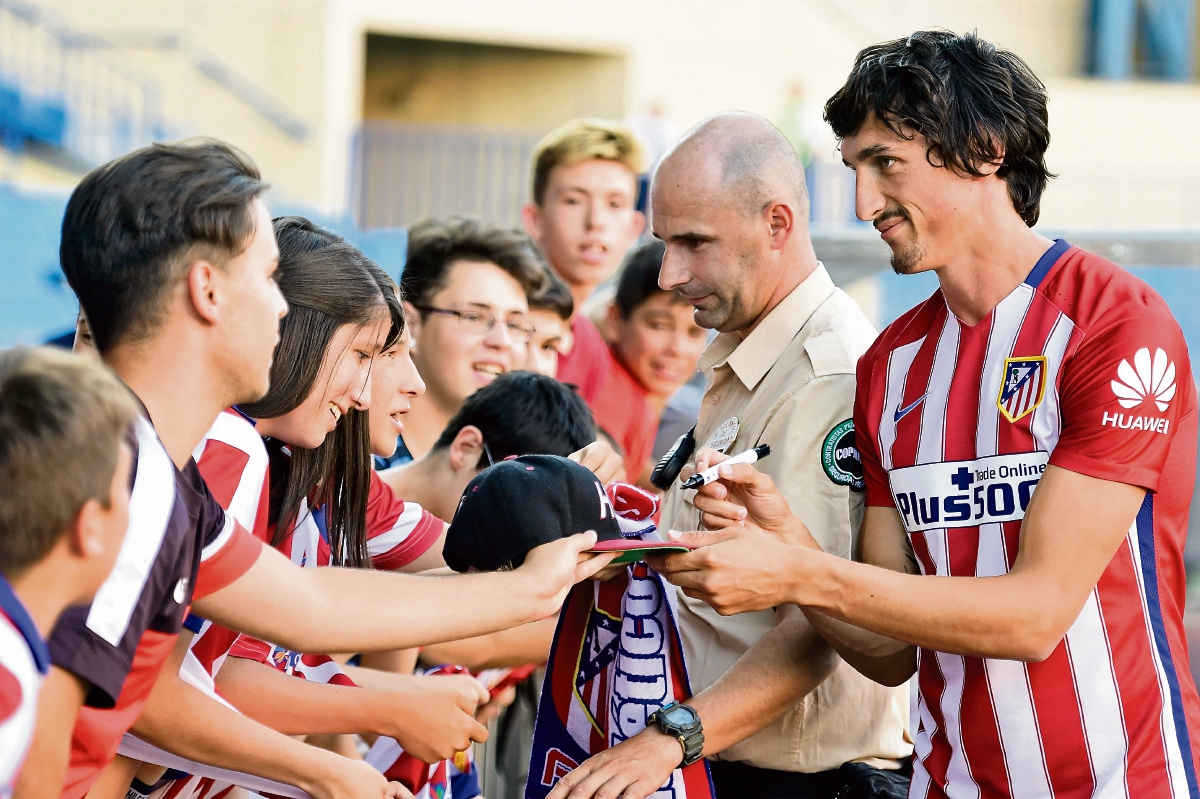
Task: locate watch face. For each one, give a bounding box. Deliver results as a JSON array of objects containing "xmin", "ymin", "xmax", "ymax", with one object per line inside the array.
[{"xmin": 664, "ymin": 705, "xmax": 697, "ymax": 726}]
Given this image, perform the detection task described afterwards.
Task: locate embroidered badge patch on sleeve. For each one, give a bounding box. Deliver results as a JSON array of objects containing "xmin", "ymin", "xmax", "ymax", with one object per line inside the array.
[{"xmin": 821, "ymin": 419, "xmax": 864, "ymax": 491}]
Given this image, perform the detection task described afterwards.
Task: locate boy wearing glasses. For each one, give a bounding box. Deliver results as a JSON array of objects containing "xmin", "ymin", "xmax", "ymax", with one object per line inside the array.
[{"xmin": 391, "ymin": 217, "xmax": 549, "ymax": 464}]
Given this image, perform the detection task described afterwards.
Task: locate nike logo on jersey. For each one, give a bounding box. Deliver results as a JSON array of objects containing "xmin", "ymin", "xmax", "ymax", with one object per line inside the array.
[{"xmin": 893, "ymin": 394, "xmax": 928, "ymax": 423}]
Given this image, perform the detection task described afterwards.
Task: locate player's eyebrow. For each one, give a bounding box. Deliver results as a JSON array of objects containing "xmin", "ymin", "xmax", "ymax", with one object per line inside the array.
[{"xmin": 844, "ymin": 143, "xmax": 895, "ymax": 167}]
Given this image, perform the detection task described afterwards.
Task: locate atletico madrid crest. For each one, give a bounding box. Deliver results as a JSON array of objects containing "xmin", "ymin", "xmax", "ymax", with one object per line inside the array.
[{"xmin": 997, "ymin": 356, "xmax": 1047, "ymax": 423}]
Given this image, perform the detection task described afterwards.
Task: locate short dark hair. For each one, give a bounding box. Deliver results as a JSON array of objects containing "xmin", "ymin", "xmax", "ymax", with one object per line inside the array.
[
  {"xmin": 528, "ymin": 267, "xmax": 574, "ymax": 321},
  {"xmin": 60, "ymin": 139, "xmax": 268, "ymax": 353},
  {"xmin": 433, "ymin": 371, "xmax": 594, "ymax": 460},
  {"xmin": 400, "ymin": 217, "xmax": 550, "ymax": 310},
  {"xmin": 824, "ymin": 31, "xmax": 1052, "ymax": 226},
  {"xmin": 614, "ymin": 240, "xmax": 679, "ymax": 318},
  {"xmin": 0, "ymin": 346, "xmax": 139, "ymax": 577}
]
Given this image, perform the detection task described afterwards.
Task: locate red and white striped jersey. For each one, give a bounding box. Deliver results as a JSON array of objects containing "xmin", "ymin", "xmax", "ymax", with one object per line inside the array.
[
  {"xmin": 855, "ymin": 240, "xmax": 1200, "ymax": 798},
  {"xmin": 0, "ymin": 577, "xmax": 47, "ymax": 798},
  {"xmin": 271, "ymin": 469, "xmax": 443, "ymax": 572},
  {"xmin": 187, "ymin": 409, "xmax": 444, "ymax": 681}
]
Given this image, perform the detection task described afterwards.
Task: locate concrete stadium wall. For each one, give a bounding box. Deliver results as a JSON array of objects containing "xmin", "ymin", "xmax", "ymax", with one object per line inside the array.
[{"xmin": 19, "ymin": 0, "xmax": 1200, "ymax": 231}]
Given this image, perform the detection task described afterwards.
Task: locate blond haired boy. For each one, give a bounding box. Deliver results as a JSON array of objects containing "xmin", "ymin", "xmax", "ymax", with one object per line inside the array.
[{"xmin": 522, "ymin": 119, "xmax": 647, "ymax": 402}]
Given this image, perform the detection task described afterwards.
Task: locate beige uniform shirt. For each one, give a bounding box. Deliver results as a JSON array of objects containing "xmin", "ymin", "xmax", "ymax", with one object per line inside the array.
[{"xmin": 662, "ymin": 264, "xmax": 912, "ymax": 772}]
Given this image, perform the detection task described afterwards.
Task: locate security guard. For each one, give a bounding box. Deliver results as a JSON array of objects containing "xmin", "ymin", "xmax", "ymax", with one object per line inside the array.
[{"xmin": 547, "ymin": 112, "xmax": 911, "ymax": 799}]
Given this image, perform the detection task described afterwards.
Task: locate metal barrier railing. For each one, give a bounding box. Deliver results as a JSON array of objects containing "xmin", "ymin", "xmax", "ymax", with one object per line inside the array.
[
  {"xmin": 351, "ymin": 122, "xmax": 543, "ymax": 231},
  {"xmin": 0, "ymin": 0, "xmax": 162, "ymax": 165},
  {"xmin": 350, "ymin": 121, "xmax": 875, "ymax": 232}
]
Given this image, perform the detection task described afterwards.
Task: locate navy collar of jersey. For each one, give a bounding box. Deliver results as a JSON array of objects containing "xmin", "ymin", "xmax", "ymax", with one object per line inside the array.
[
  {"xmin": 1024, "ymin": 238, "xmax": 1071, "ymax": 289},
  {"xmin": 0, "ymin": 574, "xmax": 49, "ymax": 674},
  {"xmin": 231, "ymin": 406, "xmax": 257, "ymax": 427}
]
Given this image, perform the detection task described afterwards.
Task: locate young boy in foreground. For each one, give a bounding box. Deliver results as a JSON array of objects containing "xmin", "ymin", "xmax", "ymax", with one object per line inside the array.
[{"xmin": 0, "ymin": 346, "xmax": 138, "ymax": 793}]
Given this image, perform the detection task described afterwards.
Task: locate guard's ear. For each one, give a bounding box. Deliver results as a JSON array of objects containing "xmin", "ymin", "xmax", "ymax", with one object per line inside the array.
[{"xmin": 764, "ymin": 200, "xmax": 796, "ymax": 251}]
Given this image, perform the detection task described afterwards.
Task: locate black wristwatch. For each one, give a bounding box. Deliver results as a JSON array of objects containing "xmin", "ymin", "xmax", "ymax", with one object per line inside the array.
[{"xmin": 649, "ymin": 701, "xmax": 705, "ymax": 767}]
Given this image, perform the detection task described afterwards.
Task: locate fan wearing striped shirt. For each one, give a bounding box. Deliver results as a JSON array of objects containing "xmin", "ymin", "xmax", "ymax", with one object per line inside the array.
[
  {"xmin": 20, "ymin": 141, "xmax": 613, "ymax": 799},
  {"xmin": 119, "ymin": 218, "xmax": 514, "ymax": 797}
]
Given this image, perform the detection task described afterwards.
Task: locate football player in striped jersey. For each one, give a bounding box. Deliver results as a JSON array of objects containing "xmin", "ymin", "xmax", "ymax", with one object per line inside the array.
[{"xmin": 657, "ymin": 31, "xmax": 1200, "ymax": 799}]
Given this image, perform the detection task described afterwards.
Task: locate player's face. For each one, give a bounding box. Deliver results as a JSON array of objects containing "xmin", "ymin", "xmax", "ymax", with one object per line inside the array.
[
  {"xmin": 525, "ymin": 308, "xmax": 568, "ymax": 378},
  {"xmin": 611, "ymin": 293, "xmax": 707, "ymax": 400},
  {"xmin": 653, "ymin": 169, "xmax": 768, "ymax": 333},
  {"xmin": 219, "ymin": 199, "xmax": 288, "ymax": 403},
  {"xmin": 264, "ymin": 315, "xmax": 388, "ymax": 450},
  {"xmin": 408, "ymin": 260, "xmax": 529, "ymax": 410},
  {"xmin": 842, "ymin": 114, "xmax": 975, "ymax": 276},
  {"xmin": 524, "ymin": 159, "xmax": 645, "ymax": 296},
  {"xmin": 368, "ymin": 328, "xmax": 425, "ymax": 458}
]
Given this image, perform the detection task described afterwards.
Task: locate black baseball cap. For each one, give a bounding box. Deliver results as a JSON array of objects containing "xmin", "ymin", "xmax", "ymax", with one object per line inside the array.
[{"xmin": 442, "ymin": 454, "xmax": 689, "ymax": 573}]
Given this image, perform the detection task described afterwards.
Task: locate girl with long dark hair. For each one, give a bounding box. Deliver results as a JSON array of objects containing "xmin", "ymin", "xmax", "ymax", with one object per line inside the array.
[{"xmin": 141, "ymin": 218, "xmax": 489, "ymax": 799}]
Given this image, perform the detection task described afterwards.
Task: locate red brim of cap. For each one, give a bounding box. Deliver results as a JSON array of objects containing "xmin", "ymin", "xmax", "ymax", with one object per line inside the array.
[
  {"xmin": 587, "ymin": 539, "xmax": 694, "ymax": 553},
  {"xmin": 587, "ymin": 540, "xmax": 693, "ymax": 566}
]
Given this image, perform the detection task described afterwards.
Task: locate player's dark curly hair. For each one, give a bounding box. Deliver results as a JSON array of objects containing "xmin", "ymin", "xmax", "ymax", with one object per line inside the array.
[{"xmin": 824, "ymin": 30, "xmax": 1053, "ymax": 226}]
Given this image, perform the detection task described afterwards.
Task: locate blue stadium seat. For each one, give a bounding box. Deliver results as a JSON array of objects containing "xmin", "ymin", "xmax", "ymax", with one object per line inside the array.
[
  {"xmin": 20, "ymin": 94, "xmax": 67, "ymax": 147},
  {"xmin": 0, "ymin": 80, "xmax": 22, "ymax": 148},
  {"xmin": 2, "ymin": 190, "xmax": 410, "ymax": 347},
  {"xmin": 0, "ymin": 184, "xmax": 75, "ymax": 345}
]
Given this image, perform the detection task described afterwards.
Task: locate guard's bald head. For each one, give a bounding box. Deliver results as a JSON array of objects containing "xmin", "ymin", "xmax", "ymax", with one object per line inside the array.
[{"xmin": 655, "ymin": 112, "xmax": 808, "ymax": 217}]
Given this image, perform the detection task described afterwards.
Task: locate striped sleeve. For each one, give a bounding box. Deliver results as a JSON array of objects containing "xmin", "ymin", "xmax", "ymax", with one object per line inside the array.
[
  {"xmin": 191, "ymin": 465, "xmax": 262, "ymax": 600},
  {"xmin": 190, "ymin": 410, "xmax": 269, "ymax": 598},
  {"xmin": 48, "ymin": 418, "xmax": 178, "ymax": 708},
  {"xmin": 0, "ymin": 622, "xmax": 37, "ymax": 789},
  {"xmin": 365, "ymin": 470, "xmax": 444, "ymax": 571},
  {"xmin": 854, "ymin": 346, "xmax": 893, "ymax": 508},
  {"xmin": 1051, "ymin": 297, "xmax": 1193, "ymax": 492},
  {"xmin": 195, "ymin": 410, "xmax": 271, "ymax": 541}
]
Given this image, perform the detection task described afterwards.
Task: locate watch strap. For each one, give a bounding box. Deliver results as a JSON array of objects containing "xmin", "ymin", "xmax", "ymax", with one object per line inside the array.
[{"xmin": 678, "ymin": 727, "xmax": 705, "ymax": 767}]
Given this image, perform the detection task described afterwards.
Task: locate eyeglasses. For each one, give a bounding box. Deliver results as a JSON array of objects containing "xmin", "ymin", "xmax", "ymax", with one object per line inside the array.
[
  {"xmin": 415, "ymin": 306, "xmax": 536, "ymax": 344},
  {"xmin": 482, "ymin": 442, "xmax": 495, "ymax": 468}
]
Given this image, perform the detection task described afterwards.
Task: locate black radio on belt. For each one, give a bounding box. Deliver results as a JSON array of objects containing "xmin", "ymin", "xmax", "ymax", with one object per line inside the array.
[{"xmin": 650, "ymin": 425, "xmax": 696, "ymax": 490}]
